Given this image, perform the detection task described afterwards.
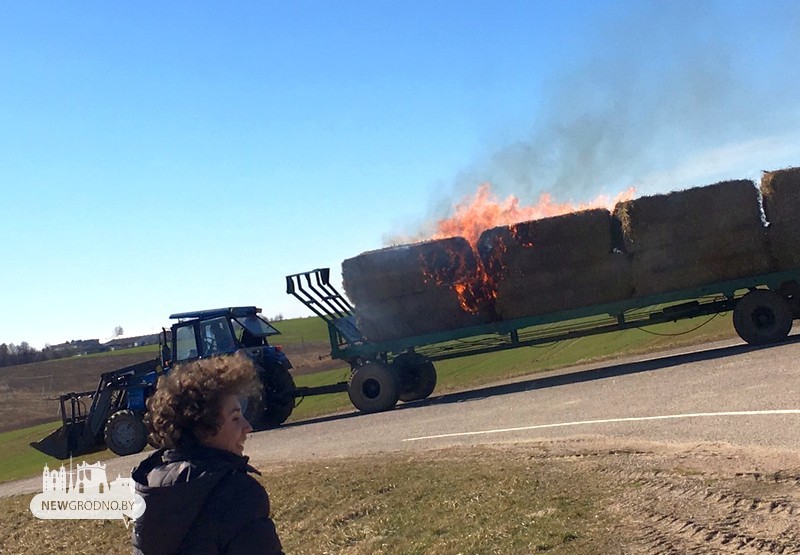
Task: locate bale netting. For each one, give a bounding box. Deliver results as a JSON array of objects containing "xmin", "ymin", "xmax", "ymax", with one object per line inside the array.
[
  {"xmin": 342, "ymin": 237, "xmax": 495, "ymax": 342},
  {"xmin": 614, "ymin": 179, "xmax": 772, "ymax": 297},
  {"xmin": 761, "ymin": 166, "xmax": 800, "ymax": 270},
  {"xmin": 476, "ymin": 209, "xmax": 633, "ymax": 320}
]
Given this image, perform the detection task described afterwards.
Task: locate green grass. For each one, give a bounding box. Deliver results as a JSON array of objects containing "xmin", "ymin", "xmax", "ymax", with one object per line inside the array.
[
  {"xmin": 432, "ymin": 310, "xmax": 736, "ymax": 391},
  {"xmin": 269, "ymin": 316, "xmax": 330, "ymax": 346},
  {"xmin": 0, "ymin": 423, "xmax": 118, "ymax": 484}
]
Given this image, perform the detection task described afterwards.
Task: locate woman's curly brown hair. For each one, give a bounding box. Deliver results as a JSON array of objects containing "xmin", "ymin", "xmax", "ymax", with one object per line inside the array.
[{"xmin": 145, "ymin": 352, "xmax": 261, "ymax": 449}]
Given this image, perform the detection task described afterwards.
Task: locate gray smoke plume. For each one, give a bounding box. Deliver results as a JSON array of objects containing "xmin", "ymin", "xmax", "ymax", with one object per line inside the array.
[{"xmin": 392, "ymin": 0, "xmax": 800, "ymax": 245}]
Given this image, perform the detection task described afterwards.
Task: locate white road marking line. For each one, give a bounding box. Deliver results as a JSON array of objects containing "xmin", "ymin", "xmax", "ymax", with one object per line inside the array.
[{"xmin": 402, "ymin": 409, "xmax": 800, "ymax": 442}]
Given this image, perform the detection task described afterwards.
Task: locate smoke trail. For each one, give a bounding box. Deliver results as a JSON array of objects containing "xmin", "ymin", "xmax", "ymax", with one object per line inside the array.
[{"xmin": 431, "ymin": 1, "xmax": 800, "ymax": 222}]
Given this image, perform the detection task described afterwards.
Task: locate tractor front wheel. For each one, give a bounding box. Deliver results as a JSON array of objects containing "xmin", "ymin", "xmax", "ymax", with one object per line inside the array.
[{"xmin": 104, "ymin": 410, "xmax": 148, "ymax": 456}]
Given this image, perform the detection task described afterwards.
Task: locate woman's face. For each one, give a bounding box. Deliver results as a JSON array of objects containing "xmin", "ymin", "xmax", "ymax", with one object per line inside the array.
[{"xmin": 202, "ymin": 394, "xmax": 253, "ymax": 456}]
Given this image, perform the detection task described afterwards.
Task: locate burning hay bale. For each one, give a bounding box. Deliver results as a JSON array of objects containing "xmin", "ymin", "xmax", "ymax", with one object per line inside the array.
[
  {"xmin": 614, "ymin": 179, "xmax": 772, "ymax": 297},
  {"xmin": 761, "ymin": 167, "xmax": 800, "ymax": 270},
  {"xmin": 342, "ymin": 237, "xmax": 494, "ymax": 342},
  {"xmin": 476, "ymin": 208, "xmax": 633, "ymax": 320}
]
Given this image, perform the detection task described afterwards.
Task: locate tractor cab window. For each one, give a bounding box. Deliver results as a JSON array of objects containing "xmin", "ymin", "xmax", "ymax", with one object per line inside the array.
[
  {"xmin": 233, "ymin": 314, "xmax": 280, "ymax": 347},
  {"xmin": 200, "ymin": 317, "xmax": 237, "ymax": 356},
  {"xmin": 174, "ymin": 324, "xmax": 199, "ymax": 361}
]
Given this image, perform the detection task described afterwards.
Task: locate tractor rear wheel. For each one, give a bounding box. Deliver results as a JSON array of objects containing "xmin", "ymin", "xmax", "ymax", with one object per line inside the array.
[
  {"xmin": 247, "ymin": 361, "xmax": 296, "ymax": 430},
  {"xmin": 105, "ymin": 410, "xmax": 148, "ymax": 456},
  {"xmin": 733, "ymin": 289, "xmax": 793, "ymax": 345},
  {"xmin": 263, "ymin": 367, "xmax": 296, "ymax": 428},
  {"xmin": 348, "ymin": 362, "xmax": 399, "ymax": 413},
  {"xmin": 392, "ymin": 353, "xmax": 437, "ymax": 402}
]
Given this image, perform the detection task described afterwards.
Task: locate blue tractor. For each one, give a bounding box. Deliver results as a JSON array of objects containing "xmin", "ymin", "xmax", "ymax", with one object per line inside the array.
[{"xmin": 32, "ymin": 307, "xmax": 296, "ymax": 459}]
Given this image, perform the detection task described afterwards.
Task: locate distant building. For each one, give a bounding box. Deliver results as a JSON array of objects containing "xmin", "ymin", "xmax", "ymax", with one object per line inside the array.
[
  {"xmin": 103, "ymin": 333, "xmax": 160, "ymax": 351},
  {"xmin": 50, "ymin": 339, "xmax": 108, "ymax": 356}
]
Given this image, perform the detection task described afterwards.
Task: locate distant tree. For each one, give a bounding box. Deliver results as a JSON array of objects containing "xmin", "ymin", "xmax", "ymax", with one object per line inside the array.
[
  {"xmin": 17, "ymin": 342, "xmax": 35, "ymax": 364},
  {"xmin": 114, "ymin": 325, "xmax": 124, "ymax": 337},
  {"xmin": 0, "ymin": 343, "xmax": 8, "ymax": 367},
  {"xmin": 270, "ymin": 313, "xmax": 284, "ymax": 322}
]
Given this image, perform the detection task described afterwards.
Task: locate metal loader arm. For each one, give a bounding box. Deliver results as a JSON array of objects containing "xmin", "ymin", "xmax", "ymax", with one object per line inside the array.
[{"xmin": 286, "ymin": 268, "xmax": 364, "ymax": 347}]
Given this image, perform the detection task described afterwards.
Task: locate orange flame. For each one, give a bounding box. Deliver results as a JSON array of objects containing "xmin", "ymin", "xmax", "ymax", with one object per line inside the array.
[
  {"xmin": 431, "ymin": 183, "xmax": 636, "ymax": 247},
  {"xmin": 418, "ymin": 183, "xmax": 636, "ymax": 314},
  {"xmin": 419, "ymin": 242, "xmax": 495, "ymax": 315}
]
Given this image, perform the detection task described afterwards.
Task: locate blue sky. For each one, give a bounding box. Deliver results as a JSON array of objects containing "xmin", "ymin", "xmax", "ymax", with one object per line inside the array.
[{"xmin": 2, "ymin": 0, "xmax": 799, "ymax": 348}]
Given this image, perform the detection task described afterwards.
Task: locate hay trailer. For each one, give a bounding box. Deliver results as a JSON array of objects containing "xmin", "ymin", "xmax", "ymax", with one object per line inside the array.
[{"xmin": 287, "ymin": 267, "xmax": 800, "ymax": 414}]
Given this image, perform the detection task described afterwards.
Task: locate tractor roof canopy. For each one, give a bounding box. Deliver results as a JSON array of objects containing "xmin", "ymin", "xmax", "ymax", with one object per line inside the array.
[
  {"xmin": 170, "ymin": 306, "xmax": 261, "ymax": 321},
  {"xmin": 169, "ymin": 306, "xmax": 281, "ymax": 337}
]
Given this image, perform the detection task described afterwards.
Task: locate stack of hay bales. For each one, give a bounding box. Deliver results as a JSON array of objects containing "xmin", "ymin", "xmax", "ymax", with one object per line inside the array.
[
  {"xmin": 476, "ymin": 208, "xmax": 633, "ymax": 320},
  {"xmin": 342, "ymin": 237, "xmax": 495, "ymax": 342},
  {"xmin": 761, "ymin": 167, "xmax": 800, "ymax": 270},
  {"xmin": 614, "ymin": 179, "xmax": 772, "ymax": 298}
]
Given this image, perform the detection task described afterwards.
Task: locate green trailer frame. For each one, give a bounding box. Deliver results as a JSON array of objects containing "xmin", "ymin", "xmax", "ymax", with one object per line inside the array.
[{"xmin": 286, "ymin": 267, "xmax": 800, "ymax": 412}]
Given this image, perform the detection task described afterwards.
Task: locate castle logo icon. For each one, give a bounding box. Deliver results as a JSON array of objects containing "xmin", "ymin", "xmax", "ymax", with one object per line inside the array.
[{"xmin": 30, "ymin": 460, "xmax": 145, "ymax": 525}]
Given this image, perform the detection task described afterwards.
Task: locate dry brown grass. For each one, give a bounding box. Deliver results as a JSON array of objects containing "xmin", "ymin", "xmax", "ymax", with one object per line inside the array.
[{"xmin": 1, "ymin": 446, "xmax": 614, "ymax": 555}]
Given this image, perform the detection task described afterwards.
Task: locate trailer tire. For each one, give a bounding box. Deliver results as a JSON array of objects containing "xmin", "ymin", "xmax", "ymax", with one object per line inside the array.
[
  {"xmin": 392, "ymin": 353, "xmax": 437, "ymax": 402},
  {"xmin": 733, "ymin": 289, "xmax": 793, "ymax": 345},
  {"xmin": 348, "ymin": 362, "xmax": 399, "ymax": 413},
  {"xmin": 105, "ymin": 410, "xmax": 148, "ymax": 456}
]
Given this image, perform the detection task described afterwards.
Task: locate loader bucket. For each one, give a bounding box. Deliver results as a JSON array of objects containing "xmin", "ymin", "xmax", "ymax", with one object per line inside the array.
[
  {"xmin": 30, "ymin": 425, "xmax": 71, "ymax": 459},
  {"xmin": 30, "ymin": 422, "xmax": 103, "ymax": 460}
]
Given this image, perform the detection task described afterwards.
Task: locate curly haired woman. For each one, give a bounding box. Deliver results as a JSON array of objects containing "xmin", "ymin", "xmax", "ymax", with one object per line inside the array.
[{"xmin": 131, "ymin": 352, "xmax": 285, "ymax": 555}]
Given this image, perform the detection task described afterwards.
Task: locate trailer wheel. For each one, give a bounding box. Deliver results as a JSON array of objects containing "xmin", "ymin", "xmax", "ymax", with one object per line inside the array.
[
  {"xmin": 392, "ymin": 353, "xmax": 437, "ymax": 402},
  {"xmin": 733, "ymin": 289, "xmax": 793, "ymax": 346},
  {"xmin": 104, "ymin": 410, "xmax": 148, "ymax": 456},
  {"xmin": 348, "ymin": 362, "xmax": 399, "ymax": 413}
]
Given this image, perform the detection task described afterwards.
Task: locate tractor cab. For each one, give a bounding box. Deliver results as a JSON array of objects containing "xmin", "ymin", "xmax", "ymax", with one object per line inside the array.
[{"xmin": 169, "ymin": 306, "xmax": 281, "ymax": 362}]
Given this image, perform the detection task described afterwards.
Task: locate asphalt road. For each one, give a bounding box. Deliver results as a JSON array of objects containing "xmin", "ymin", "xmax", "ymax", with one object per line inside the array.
[
  {"xmin": 248, "ymin": 333, "xmax": 800, "ymax": 461},
  {"xmin": 4, "ymin": 332, "xmax": 799, "ymax": 497}
]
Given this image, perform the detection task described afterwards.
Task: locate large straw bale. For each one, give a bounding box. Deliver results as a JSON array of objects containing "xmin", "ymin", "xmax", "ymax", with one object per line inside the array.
[
  {"xmin": 614, "ymin": 179, "xmax": 771, "ymax": 297},
  {"xmin": 477, "ymin": 209, "xmax": 616, "ymax": 275},
  {"xmin": 761, "ymin": 167, "xmax": 800, "ymax": 269},
  {"xmin": 342, "ymin": 237, "xmax": 494, "ymax": 341},
  {"xmin": 343, "ymin": 238, "xmax": 478, "ymax": 300},
  {"xmin": 476, "ymin": 209, "xmax": 633, "ymax": 319},
  {"xmin": 352, "ymin": 289, "xmax": 493, "ymax": 343},
  {"xmin": 493, "ymin": 255, "xmax": 632, "ymax": 318}
]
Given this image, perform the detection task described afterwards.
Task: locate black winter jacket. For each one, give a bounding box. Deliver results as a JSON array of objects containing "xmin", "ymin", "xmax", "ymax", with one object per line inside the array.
[{"xmin": 131, "ymin": 446, "xmax": 284, "ymax": 555}]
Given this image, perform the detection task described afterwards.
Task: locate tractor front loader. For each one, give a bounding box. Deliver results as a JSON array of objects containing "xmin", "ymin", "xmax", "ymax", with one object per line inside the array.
[{"xmin": 31, "ymin": 357, "xmax": 162, "ymax": 459}]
